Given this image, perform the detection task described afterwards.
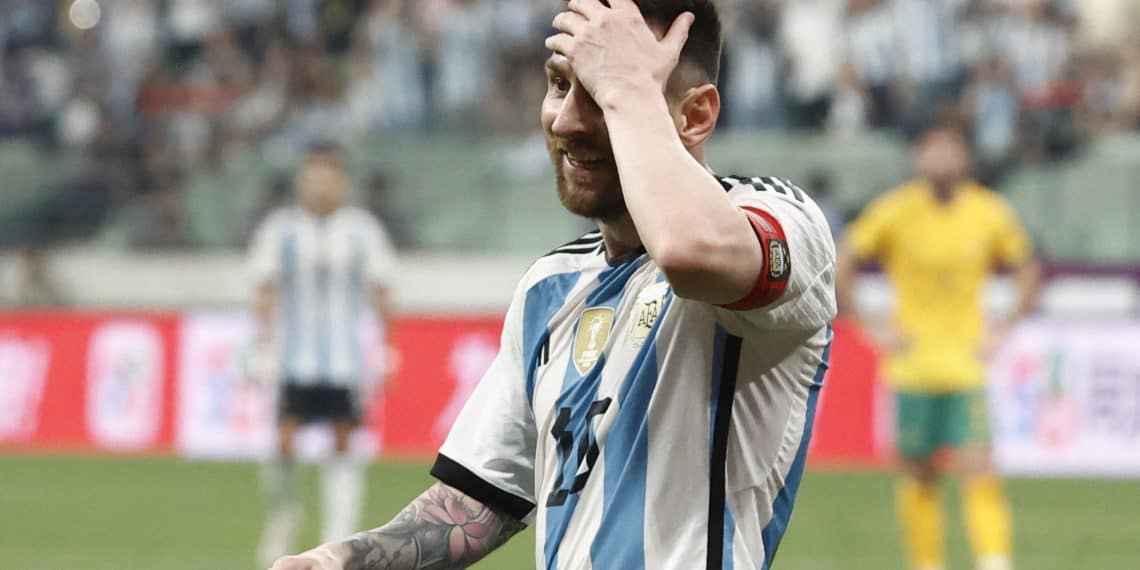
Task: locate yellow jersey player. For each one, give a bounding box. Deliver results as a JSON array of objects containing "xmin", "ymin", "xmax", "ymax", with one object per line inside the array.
[{"xmin": 837, "ymin": 121, "xmax": 1041, "ymax": 570}]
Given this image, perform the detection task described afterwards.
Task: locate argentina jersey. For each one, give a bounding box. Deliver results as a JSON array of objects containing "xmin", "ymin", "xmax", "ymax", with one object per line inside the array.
[
  {"xmin": 433, "ymin": 175, "xmax": 837, "ymax": 569},
  {"xmin": 249, "ymin": 206, "xmax": 396, "ymax": 386}
]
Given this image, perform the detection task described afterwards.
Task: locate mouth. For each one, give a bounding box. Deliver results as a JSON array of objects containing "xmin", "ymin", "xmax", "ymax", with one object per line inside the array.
[{"xmin": 562, "ymin": 151, "xmax": 610, "ymax": 174}]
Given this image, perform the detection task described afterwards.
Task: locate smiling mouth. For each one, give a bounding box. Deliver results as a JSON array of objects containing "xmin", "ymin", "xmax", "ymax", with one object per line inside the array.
[{"xmin": 563, "ymin": 152, "xmax": 610, "ymax": 171}]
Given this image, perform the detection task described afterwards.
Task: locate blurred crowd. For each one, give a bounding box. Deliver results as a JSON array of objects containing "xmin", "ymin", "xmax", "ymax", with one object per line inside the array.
[{"xmin": 0, "ymin": 0, "xmax": 1139, "ymax": 254}]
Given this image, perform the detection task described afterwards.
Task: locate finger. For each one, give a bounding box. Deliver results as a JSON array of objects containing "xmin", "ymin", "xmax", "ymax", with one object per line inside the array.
[
  {"xmin": 567, "ymin": 0, "xmax": 605, "ymax": 19},
  {"xmin": 545, "ymin": 33, "xmax": 574, "ymax": 57},
  {"xmin": 552, "ymin": 10, "xmax": 588, "ymax": 36},
  {"xmin": 663, "ymin": 11, "xmax": 695, "ymax": 55}
]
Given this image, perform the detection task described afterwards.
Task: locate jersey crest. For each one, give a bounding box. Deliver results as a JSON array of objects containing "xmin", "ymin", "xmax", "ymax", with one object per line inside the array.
[
  {"xmin": 572, "ymin": 307, "xmax": 614, "ymax": 374},
  {"xmin": 631, "ymin": 281, "xmax": 668, "ymax": 348}
]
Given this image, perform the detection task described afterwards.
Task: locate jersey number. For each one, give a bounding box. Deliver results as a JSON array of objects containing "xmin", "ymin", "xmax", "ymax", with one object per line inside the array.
[{"xmin": 546, "ymin": 397, "xmax": 612, "ymax": 507}]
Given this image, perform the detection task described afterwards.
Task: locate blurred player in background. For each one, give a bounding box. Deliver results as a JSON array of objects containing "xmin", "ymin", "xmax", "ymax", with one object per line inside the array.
[
  {"xmin": 837, "ymin": 121, "xmax": 1041, "ymax": 570},
  {"xmin": 250, "ymin": 141, "xmax": 399, "ymax": 566},
  {"xmin": 272, "ymin": 0, "xmax": 836, "ymax": 568}
]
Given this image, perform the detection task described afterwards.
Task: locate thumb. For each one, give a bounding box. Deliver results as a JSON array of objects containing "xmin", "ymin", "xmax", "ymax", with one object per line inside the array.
[{"xmin": 663, "ymin": 11, "xmax": 695, "ymax": 55}]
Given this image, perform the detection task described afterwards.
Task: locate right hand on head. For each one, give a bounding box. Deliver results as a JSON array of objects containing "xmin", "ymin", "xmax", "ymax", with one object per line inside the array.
[{"xmin": 268, "ymin": 545, "xmax": 347, "ymax": 570}]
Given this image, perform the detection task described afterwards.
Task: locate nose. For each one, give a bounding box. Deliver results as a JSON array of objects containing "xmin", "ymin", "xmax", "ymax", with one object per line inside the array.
[{"xmin": 550, "ymin": 82, "xmax": 604, "ymax": 139}]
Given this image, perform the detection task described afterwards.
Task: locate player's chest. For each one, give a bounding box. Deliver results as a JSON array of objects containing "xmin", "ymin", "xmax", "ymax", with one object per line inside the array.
[
  {"xmin": 529, "ymin": 263, "xmax": 674, "ymax": 396},
  {"xmin": 288, "ymin": 226, "xmax": 363, "ymax": 271},
  {"xmin": 893, "ymin": 209, "xmax": 993, "ymax": 271}
]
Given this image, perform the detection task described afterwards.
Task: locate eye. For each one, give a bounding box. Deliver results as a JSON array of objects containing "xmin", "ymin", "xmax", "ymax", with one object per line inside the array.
[{"xmin": 549, "ymin": 74, "xmax": 571, "ymax": 94}]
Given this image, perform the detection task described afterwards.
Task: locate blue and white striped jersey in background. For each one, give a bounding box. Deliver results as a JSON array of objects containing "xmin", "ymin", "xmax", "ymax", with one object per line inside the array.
[
  {"xmin": 892, "ymin": 0, "xmax": 966, "ymax": 84},
  {"xmin": 432, "ymin": 176, "xmax": 838, "ymax": 569},
  {"xmin": 249, "ymin": 206, "xmax": 396, "ymax": 386}
]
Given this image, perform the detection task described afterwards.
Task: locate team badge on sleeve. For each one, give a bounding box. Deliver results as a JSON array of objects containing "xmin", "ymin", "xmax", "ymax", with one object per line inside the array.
[{"xmin": 768, "ymin": 238, "xmax": 790, "ymax": 281}]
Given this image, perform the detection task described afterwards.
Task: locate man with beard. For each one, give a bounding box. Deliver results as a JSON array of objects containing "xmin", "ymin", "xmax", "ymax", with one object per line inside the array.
[
  {"xmin": 271, "ymin": 1, "xmax": 836, "ymax": 569},
  {"xmin": 837, "ymin": 122, "xmax": 1040, "ymax": 570}
]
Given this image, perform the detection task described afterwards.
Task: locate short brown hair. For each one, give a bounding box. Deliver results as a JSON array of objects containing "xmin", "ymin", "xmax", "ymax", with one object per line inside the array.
[
  {"xmin": 607, "ymin": 0, "xmax": 723, "ymax": 84},
  {"xmin": 304, "ymin": 139, "xmax": 346, "ymax": 166}
]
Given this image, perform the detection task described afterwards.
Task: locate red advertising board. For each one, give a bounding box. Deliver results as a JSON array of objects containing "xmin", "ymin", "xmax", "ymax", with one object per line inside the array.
[
  {"xmin": 1, "ymin": 311, "xmax": 882, "ymax": 466},
  {"xmin": 0, "ymin": 312, "xmax": 179, "ymax": 454},
  {"xmin": 375, "ymin": 317, "xmax": 504, "ymax": 458},
  {"xmin": 808, "ymin": 319, "xmax": 884, "ymax": 465}
]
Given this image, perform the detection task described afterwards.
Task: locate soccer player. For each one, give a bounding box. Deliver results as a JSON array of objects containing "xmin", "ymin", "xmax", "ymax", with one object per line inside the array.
[
  {"xmin": 272, "ymin": 0, "xmax": 836, "ymax": 568},
  {"xmin": 836, "ymin": 122, "xmax": 1041, "ymax": 570},
  {"xmin": 251, "ymin": 141, "xmax": 399, "ymax": 566}
]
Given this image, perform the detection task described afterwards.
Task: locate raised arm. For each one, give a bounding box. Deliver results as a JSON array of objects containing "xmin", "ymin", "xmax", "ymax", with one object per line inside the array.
[{"xmin": 270, "ymin": 482, "xmax": 526, "ymax": 570}]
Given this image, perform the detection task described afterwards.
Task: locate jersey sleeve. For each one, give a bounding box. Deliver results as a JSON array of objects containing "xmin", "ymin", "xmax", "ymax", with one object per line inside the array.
[
  {"xmin": 711, "ymin": 178, "xmax": 838, "ymax": 335},
  {"xmin": 990, "ymin": 196, "xmax": 1032, "ymax": 267},
  {"xmin": 844, "ymin": 191, "xmax": 899, "ymax": 261},
  {"xmin": 248, "ymin": 212, "xmax": 282, "ymax": 285},
  {"xmin": 431, "ymin": 279, "xmax": 537, "ymax": 523},
  {"xmin": 364, "ymin": 215, "xmax": 398, "ymax": 288}
]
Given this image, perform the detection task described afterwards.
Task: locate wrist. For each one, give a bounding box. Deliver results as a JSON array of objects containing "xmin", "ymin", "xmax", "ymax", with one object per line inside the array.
[
  {"xmin": 597, "ymin": 82, "xmax": 669, "ymax": 116},
  {"xmin": 319, "ymin": 539, "xmax": 354, "ymax": 563}
]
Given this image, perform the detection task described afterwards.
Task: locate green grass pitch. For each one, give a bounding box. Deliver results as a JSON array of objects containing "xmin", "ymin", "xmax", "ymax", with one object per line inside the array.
[{"xmin": 0, "ymin": 455, "xmax": 1135, "ymax": 569}]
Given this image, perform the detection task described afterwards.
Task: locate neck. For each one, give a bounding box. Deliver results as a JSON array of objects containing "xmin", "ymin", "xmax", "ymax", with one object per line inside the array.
[
  {"xmin": 929, "ymin": 179, "xmax": 959, "ymax": 203},
  {"xmin": 305, "ymin": 203, "xmax": 337, "ymax": 218},
  {"xmin": 597, "ymin": 214, "xmax": 643, "ymax": 261}
]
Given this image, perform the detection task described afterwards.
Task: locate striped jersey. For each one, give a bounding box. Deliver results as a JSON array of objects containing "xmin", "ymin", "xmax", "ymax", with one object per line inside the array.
[
  {"xmin": 432, "ymin": 176, "xmax": 837, "ymax": 569},
  {"xmin": 249, "ymin": 205, "xmax": 396, "ymax": 386}
]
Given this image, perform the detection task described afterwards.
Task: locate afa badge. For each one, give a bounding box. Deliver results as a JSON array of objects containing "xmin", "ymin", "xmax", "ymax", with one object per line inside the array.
[
  {"xmin": 631, "ymin": 281, "xmax": 669, "ymax": 348},
  {"xmin": 573, "ymin": 307, "xmax": 614, "ymax": 374}
]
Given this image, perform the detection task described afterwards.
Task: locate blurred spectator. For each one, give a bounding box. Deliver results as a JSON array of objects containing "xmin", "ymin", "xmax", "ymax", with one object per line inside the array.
[
  {"xmin": 1, "ymin": 0, "xmax": 56, "ymax": 49},
  {"xmin": 1075, "ymin": 0, "xmax": 1140, "ymax": 53},
  {"xmin": 964, "ymin": 56, "xmax": 1019, "ymax": 183},
  {"xmin": 432, "ymin": 0, "xmax": 496, "ymax": 129},
  {"xmin": 0, "ymin": 47, "xmax": 45, "ymax": 141},
  {"xmin": 230, "ymin": 40, "xmax": 291, "ymax": 138},
  {"xmin": 0, "ymin": 0, "xmax": 1136, "ymax": 253},
  {"xmin": 779, "ymin": 0, "xmax": 845, "ymax": 129},
  {"xmin": 167, "ymin": 0, "xmax": 220, "ymax": 63},
  {"xmin": 11, "ymin": 242, "xmax": 66, "ymax": 308},
  {"xmin": 1003, "ymin": 1, "xmax": 1071, "ymax": 100},
  {"xmin": 722, "ymin": 1, "xmax": 783, "ymax": 129},
  {"xmin": 319, "ymin": 0, "xmax": 361, "ymax": 54},
  {"xmin": 354, "ymin": 0, "xmax": 428, "ymax": 133},
  {"xmin": 102, "ymin": 0, "xmax": 160, "ymax": 102},
  {"xmin": 1075, "ymin": 51, "xmax": 1130, "ymax": 140},
  {"xmin": 1121, "ymin": 42, "xmax": 1140, "ymax": 129},
  {"xmin": 828, "ymin": 62, "xmax": 872, "ymax": 138},
  {"xmin": 845, "ymin": 0, "xmax": 895, "ymax": 128},
  {"xmin": 891, "ymin": 0, "xmax": 967, "ymax": 135}
]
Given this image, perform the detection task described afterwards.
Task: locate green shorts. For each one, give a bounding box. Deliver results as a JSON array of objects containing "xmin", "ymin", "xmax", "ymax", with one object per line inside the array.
[{"xmin": 895, "ymin": 389, "xmax": 991, "ymax": 459}]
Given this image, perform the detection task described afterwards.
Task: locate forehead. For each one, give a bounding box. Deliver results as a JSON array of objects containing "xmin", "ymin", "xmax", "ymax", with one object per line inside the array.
[
  {"xmin": 303, "ymin": 153, "xmax": 344, "ymax": 169},
  {"xmin": 920, "ymin": 130, "xmax": 968, "ymax": 150}
]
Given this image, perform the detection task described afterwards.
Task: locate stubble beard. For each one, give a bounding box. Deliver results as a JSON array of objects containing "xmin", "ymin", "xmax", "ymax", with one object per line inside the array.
[{"xmin": 548, "ymin": 141, "xmax": 627, "ymax": 222}]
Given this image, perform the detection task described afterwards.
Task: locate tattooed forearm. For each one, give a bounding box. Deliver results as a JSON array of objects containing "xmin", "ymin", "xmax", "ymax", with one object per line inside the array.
[{"xmin": 340, "ymin": 482, "xmax": 526, "ymax": 570}]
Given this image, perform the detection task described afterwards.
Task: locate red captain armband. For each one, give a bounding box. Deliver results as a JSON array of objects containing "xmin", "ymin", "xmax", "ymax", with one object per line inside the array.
[{"xmin": 720, "ymin": 206, "xmax": 791, "ymax": 311}]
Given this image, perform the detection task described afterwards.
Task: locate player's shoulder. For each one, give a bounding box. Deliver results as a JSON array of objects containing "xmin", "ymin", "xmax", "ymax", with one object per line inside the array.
[
  {"xmin": 861, "ymin": 181, "xmax": 925, "ymax": 216},
  {"xmin": 717, "ymin": 174, "xmax": 812, "ymax": 205},
  {"xmin": 960, "ymin": 182, "xmax": 1022, "ymax": 225},
  {"xmin": 961, "ymin": 181, "xmax": 1010, "ymax": 207},
  {"xmin": 338, "ymin": 206, "xmax": 382, "ymax": 225},
  {"xmin": 539, "ymin": 229, "xmax": 604, "ymax": 263},
  {"xmin": 520, "ymin": 229, "xmax": 605, "ymax": 286},
  {"xmin": 258, "ymin": 206, "xmax": 300, "ymax": 230}
]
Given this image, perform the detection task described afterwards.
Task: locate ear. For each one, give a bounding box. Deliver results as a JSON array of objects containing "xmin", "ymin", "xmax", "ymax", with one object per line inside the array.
[{"xmin": 674, "ymin": 84, "xmax": 720, "ymax": 149}]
